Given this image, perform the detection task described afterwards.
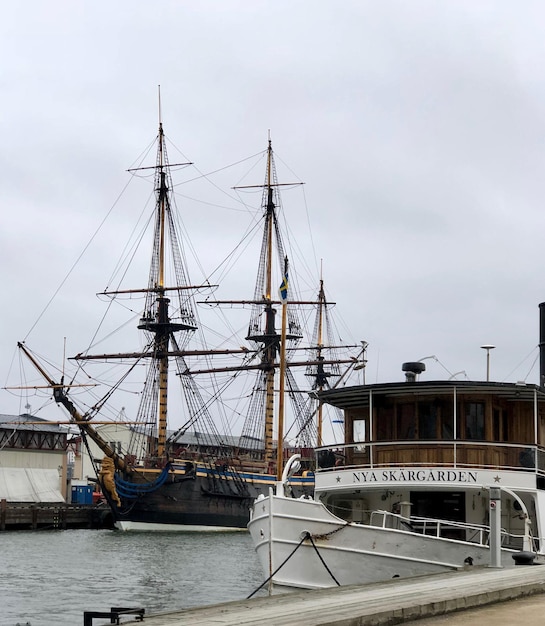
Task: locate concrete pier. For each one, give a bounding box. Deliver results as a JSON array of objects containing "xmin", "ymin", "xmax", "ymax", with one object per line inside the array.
[{"xmin": 88, "ymin": 564, "xmax": 545, "ymax": 625}]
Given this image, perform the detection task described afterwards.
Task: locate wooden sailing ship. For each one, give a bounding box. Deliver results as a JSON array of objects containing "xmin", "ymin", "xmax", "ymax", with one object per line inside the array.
[{"xmin": 19, "ymin": 118, "xmax": 363, "ymax": 530}]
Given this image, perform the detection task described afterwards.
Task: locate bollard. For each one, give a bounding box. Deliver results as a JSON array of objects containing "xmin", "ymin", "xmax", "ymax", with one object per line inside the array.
[{"xmin": 512, "ymin": 551, "xmax": 537, "ymax": 566}]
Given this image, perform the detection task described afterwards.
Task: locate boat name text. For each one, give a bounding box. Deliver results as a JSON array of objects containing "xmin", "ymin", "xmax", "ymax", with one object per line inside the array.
[{"xmin": 352, "ymin": 470, "xmax": 478, "ymax": 484}]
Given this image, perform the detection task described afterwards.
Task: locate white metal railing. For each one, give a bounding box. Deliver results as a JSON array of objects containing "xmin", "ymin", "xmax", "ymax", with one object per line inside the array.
[
  {"xmin": 368, "ymin": 509, "xmax": 530, "ymax": 550},
  {"xmin": 315, "ymin": 441, "xmax": 545, "ymax": 475}
]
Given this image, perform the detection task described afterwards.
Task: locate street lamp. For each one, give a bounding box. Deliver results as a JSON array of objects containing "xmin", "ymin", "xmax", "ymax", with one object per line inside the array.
[{"xmin": 480, "ymin": 344, "xmax": 495, "ymax": 381}]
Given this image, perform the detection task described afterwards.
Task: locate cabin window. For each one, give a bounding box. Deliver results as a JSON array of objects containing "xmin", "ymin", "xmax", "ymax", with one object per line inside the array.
[
  {"xmin": 376, "ymin": 398, "xmax": 454, "ymax": 441},
  {"xmin": 397, "ymin": 404, "xmax": 416, "ymax": 439},
  {"xmin": 418, "ymin": 402, "xmax": 437, "ymax": 439},
  {"xmin": 440, "ymin": 409, "xmax": 454, "ymax": 440},
  {"xmin": 353, "ymin": 419, "xmax": 366, "ymax": 444},
  {"xmin": 492, "ymin": 407, "xmax": 509, "ymax": 442},
  {"xmin": 376, "ymin": 404, "xmax": 394, "ymax": 440},
  {"xmin": 463, "ymin": 402, "xmax": 485, "ymax": 440}
]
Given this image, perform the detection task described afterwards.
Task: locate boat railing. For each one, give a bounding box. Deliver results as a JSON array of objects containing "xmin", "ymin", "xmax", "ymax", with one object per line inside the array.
[
  {"xmin": 369, "ymin": 510, "xmax": 528, "ymax": 549},
  {"xmin": 316, "ymin": 441, "xmax": 545, "ymax": 475}
]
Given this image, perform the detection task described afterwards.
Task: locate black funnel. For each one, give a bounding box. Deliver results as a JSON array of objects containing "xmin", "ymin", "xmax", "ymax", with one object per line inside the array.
[{"xmin": 402, "ymin": 361, "xmax": 426, "ymax": 383}]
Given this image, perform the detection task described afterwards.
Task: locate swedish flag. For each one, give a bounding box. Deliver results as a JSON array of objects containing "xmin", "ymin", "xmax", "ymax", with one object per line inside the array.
[{"xmin": 279, "ymin": 271, "xmax": 289, "ymax": 303}]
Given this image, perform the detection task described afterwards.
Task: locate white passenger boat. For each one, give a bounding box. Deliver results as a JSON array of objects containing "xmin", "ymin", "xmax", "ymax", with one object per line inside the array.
[{"xmin": 248, "ymin": 305, "xmax": 545, "ymax": 588}]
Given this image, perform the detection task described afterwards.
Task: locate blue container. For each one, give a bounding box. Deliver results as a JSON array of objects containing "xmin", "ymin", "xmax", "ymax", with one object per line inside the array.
[{"xmin": 71, "ymin": 485, "xmax": 93, "ymax": 505}]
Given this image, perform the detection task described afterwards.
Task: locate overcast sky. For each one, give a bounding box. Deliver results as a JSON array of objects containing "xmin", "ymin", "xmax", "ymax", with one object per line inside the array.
[{"xmin": 3, "ymin": 1, "xmax": 545, "ymax": 422}]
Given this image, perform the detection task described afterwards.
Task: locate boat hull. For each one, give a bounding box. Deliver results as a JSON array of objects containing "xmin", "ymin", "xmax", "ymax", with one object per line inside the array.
[
  {"xmin": 247, "ymin": 493, "xmax": 518, "ymax": 589},
  {"xmin": 104, "ymin": 464, "xmax": 314, "ymax": 531}
]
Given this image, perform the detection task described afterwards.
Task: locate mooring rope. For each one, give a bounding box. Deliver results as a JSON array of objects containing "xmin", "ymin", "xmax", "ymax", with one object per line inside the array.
[
  {"xmin": 247, "ymin": 530, "xmax": 341, "ymax": 598},
  {"xmin": 306, "ymin": 533, "xmax": 341, "ymax": 586},
  {"xmin": 246, "ymin": 533, "xmax": 308, "ymax": 599}
]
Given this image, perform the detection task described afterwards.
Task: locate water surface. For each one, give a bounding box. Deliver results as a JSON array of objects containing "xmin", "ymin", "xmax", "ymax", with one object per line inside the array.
[{"xmin": 0, "ymin": 529, "xmax": 265, "ymax": 625}]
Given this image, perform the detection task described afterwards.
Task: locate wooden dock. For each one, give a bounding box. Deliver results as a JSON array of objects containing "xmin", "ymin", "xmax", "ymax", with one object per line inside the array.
[
  {"xmin": 84, "ymin": 564, "xmax": 545, "ymax": 625},
  {"xmin": 0, "ymin": 499, "xmax": 111, "ymax": 530}
]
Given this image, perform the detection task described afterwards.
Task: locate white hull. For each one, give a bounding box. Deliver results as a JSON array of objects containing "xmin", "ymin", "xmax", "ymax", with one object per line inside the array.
[{"xmin": 248, "ymin": 493, "xmax": 519, "ymax": 589}]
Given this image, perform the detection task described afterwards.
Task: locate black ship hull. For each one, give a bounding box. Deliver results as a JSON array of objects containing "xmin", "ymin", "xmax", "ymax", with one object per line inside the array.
[{"xmin": 102, "ymin": 462, "xmax": 314, "ymax": 531}]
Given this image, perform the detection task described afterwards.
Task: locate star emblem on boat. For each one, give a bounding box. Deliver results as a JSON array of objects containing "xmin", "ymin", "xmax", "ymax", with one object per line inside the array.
[
  {"xmin": 494, "ymin": 475, "xmax": 501, "ymax": 483},
  {"xmin": 336, "ymin": 475, "xmax": 341, "ymax": 482}
]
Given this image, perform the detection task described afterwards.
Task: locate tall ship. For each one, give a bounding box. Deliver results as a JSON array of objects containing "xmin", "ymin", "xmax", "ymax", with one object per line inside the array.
[
  {"xmin": 18, "ymin": 116, "xmax": 362, "ymax": 530},
  {"xmin": 248, "ymin": 304, "xmax": 545, "ymax": 587}
]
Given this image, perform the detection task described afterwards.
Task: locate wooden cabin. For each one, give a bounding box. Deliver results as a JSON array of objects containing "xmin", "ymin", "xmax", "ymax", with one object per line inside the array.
[{"xmin": 319, "ymin": 378, "xmax": 545, "ymax": 480}]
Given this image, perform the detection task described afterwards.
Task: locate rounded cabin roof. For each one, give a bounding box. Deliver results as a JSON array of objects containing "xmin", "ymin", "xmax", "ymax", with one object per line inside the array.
[{"xmin": 318, "ymin": 380, "xmax": 545, "ymax": 409}]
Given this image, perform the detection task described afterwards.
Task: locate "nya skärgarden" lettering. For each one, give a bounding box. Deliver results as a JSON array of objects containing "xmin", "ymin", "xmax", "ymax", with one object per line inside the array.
[{"xmin": 352, "ymin": 469, "xmax": 478, "ymax": 484}]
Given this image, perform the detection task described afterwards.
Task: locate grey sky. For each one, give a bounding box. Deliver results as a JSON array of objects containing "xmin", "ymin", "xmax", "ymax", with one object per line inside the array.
[{"xmin": 3, "ymin": 1, "xmax": 545, "ymax": 422}]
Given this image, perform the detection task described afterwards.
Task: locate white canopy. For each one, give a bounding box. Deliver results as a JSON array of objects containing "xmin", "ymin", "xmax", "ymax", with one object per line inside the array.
[{"xmin": 0, "ymin": 468, "xmax": 64, "ymax": 502}]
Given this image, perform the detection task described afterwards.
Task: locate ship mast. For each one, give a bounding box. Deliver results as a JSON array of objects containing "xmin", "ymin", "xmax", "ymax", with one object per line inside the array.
[
  {"xmin": 15, "ymin": 114, "xmax": 201, "ymax": 469},
  {"xmin": 262, "ymin": 140, "xmax": 278, "ymax": 466},
  {"xmin": 135, "ymin": 120, "xmax": 198, "ymax": 461},
  {"xmin": 66, "ymin": 117, "xmax": 247, "ymax": 465},
  {"xmin": 308, "ymin": 276, "xmax": 339, "ymax": 446},
  {"xmin": 239, "ymin": 138, "xmax": 303, "ymax": 468},
  {"xmin": 301, "ymin": 275, "xmax": 355, "ymax": 446},
  {"xmin": 315, "ymin": 278, "xmax": 326, "ymax": 446},
  {"xmin": 156, "ymin": 123, "xmax": 168, "ymax": 457},
  {"xmin": 277, "ymin": 256, "xmax": 289, "ymax": 480}
]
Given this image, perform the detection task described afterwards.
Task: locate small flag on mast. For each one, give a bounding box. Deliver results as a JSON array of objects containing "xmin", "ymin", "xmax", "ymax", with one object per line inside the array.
[{"xmin": 279, "ymin": 271, "xmax": 289, "ymax": 303}]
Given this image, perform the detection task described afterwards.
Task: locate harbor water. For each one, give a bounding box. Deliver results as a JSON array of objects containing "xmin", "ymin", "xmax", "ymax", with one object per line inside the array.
[{"xmin": 0, "ymin": 529, "xmax": 266, "ymax": 626}]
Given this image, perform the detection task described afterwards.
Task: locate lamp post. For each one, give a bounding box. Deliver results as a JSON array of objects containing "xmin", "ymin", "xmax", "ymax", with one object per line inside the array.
[{"xmin": 480, "ymin": 344, "xmax": 495, "ymax": 382}]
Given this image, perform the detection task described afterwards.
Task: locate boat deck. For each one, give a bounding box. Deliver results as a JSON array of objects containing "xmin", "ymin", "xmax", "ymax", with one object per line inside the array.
[{"xmin": 86, "ymin": 563, "xmax": 545, "ymax": 625}]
